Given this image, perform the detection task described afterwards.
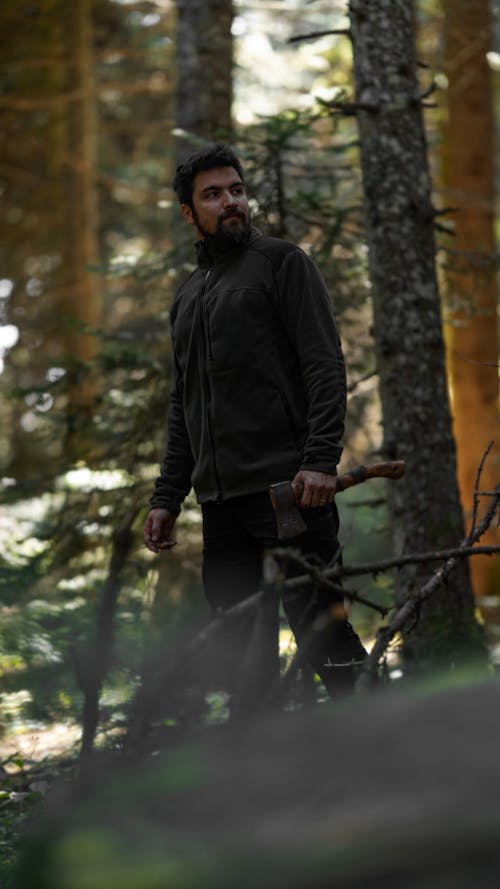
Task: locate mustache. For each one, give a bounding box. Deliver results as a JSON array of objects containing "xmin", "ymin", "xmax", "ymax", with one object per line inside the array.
[{"xmin": 219, "ymin": 208, "xmax": 246, "ymax": 221}]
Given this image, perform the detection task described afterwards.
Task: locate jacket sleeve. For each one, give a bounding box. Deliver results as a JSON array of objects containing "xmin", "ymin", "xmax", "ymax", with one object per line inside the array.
[
  {"xmin": 275, "ymin": 248, "xmax": 346, "ymax": 474},
  {"xmin": 149, "ymin": 345, "xmax": 195, "ymax": 514}
]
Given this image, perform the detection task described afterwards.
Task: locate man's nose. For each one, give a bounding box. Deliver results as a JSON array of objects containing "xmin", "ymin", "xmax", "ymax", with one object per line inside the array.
[{"xmin": 223, "ymin": 190, "xmax": 237, "ymax": 205}]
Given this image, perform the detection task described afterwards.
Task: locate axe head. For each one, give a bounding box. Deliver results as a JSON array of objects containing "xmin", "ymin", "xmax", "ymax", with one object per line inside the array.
[{"xmin": 269, "ymin": 481, "xmax": 308, "ymax": 540}]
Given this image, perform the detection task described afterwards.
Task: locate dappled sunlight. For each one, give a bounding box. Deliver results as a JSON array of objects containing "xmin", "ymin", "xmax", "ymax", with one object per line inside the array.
[
  {"xmin": 60, "ymin": 466, "xmax": 134, "ymax": 492},
  {"xmin": 0, "ymin": 721, "xmax": 81, "ymax": 763}
]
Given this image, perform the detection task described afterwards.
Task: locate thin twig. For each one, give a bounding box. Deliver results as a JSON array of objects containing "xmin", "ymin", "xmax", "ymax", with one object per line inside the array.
[
  {"xmin": 471, "ymin": 441, "xmax": 494, "ymax": 535},
  {"xmin": 453, "ymin": 352, "xmax": 500, "ymax": 369},
  {"xmin": 288, "ymin": 28, "xmax": 351, "ymax": 44},
  {"xmin": 347, "ymin": 369, "xmax": 377, "ymax": 393},
  {"xmin": 334, "ymin": 544, "xmax": 500, "ymax": 578},
  {"xmin": 319, "ymin": 98, "xmax": 380, "ymax": 115},
  {"xmin": 416, "ymin": 81, "xmax": 438, "ymax": 102}
]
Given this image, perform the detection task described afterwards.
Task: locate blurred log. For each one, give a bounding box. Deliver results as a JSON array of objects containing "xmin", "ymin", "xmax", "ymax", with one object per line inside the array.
[{"xmin": 18, "ymin": 676, "xmax": 500, "ymax": 888}]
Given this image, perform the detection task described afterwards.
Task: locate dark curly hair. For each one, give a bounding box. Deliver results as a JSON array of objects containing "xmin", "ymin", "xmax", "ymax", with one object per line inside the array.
[{"xmin": 172, "ymin": 144, "xmax": 245, "ymax": 207}]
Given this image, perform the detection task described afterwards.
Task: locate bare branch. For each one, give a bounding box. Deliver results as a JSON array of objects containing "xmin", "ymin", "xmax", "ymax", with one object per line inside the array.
[
  {"xmin": 433, "ymin": 206, "xmax": 458, "ymax": 217},
  {"xmin": 415, "ymin": 80, "xmax": 438, "ymax": 103},
  {"xmin": 288, "ymin": 28, "xmax": 351, "ymax": 45},
  {"xmin": 357, "ymin": 485, "xmax": 500, "ymax": 688},
  {"xmin": 435, "ymin": 222, "xmax": 455, "ymax": 236},
  {"xmin": 347, "ymin": 369, "xmax": 377, "ymax": 393},
  {"xmin": 453, "ymin": 351, "xmax": 499, "ymax": 369},
  {"xmin": 336, "ymin": 545, "xmax": 500, "ymax": 578},
  {"xmin": 318, "ymin": 97, "xmax": 380, "ymax": 115},
  {"xmin": 272, "ymin": 547, "xmax": 389, "ymax": 616},
  {"xmin": 471, "ymin": 441, "xmax": 494, "ymax": 535}
]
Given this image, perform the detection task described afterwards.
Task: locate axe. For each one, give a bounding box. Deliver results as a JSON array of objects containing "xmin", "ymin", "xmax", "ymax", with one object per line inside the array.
[{"xmin": 269, "ymin": 460, "xmax": 406, "ymax": 540}]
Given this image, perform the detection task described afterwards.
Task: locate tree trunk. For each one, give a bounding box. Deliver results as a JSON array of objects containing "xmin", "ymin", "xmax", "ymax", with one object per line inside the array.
[
  {"xmin": 175, "ymin": 0, "xmax": 233, "ymax": 155},
  {"xmin": 441, "ymin": 0, "xmax": 499, "ymax": 606},
  {"xmin": 149, "ymin": 0, "xmax": 235, "ymax": 699},
  {"xmin": 0, "ymin": 0, "xmax": 100, "ymax": 469},
  {"xmin": 63, "ymin": 0, "xmax": 100, "ymax": 455},
  {"xmin": 348, "ymin": 0, "xmax": 485, "ymax": 667},
  {"xmin": 0, "ymin": 0, "xmax": 69, "ymax": 476}
]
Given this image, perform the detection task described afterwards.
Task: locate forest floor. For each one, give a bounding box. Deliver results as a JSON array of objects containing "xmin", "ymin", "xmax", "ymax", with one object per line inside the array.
[{"xmin": 0, "ymin": 727, "xmax": 77, "ymax": 887}]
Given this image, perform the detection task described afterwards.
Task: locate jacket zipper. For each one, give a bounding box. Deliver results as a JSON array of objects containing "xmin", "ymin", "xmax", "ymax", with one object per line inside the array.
[
  {"xmin": 199, "ymin": 269, "xmax": 223, "ymax": 502},
  {"xmin": 205, "ymin": 303, "xmax": 214, "ymax": 361}
]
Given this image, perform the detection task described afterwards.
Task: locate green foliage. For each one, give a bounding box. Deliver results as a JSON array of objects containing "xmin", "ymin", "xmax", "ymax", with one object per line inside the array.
[{"xmin": 0, "ymin": 754, "xmax": 43, "ymax": 889}]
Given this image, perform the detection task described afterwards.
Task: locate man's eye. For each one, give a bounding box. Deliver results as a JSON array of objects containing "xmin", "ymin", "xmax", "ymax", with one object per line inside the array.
[{"xmin": 231, "ymin": 187, "xmax": 243, "ymax": 195}]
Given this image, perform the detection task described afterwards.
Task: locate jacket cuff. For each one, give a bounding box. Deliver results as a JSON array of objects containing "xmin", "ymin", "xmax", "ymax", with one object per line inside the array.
[
  {"xmin": 300, "ymin": 462, "xmax": 338, "ymax": 476},
  {"xmin": 148, "ymin": 494, "xmax": 182, "ymax": 516}
]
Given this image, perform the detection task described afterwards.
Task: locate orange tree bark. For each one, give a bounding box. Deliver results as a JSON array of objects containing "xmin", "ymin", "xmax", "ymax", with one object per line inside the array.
[
  {"xmin": 441, "ymin": 0, "xmax": 499, "ymax": 604},
  {"xmin": 0, "ymin": 0, "xmax": 100, "ymax": 469},
  {"xmin": 348, "ymin": 0, "xmax": 486, "ymax": 667}
]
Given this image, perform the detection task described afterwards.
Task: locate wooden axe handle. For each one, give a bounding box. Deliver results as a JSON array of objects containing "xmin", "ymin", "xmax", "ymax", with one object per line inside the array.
[{"xmin": 336, "ymin": 460, "xmax": 406, "ymax": 493}]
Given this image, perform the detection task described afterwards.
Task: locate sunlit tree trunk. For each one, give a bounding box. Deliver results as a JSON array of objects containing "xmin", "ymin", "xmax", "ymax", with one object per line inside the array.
[
  {"xmin": 349, "ymin": 0, "xmax": 486, "ymax": 668},
  {"xmin": 441, "ymin": 0, "xmax": 499, "ymax": 604},
  {"xmin": 0, "ymin": 0, "xmax": 100, "ymax": 469}
]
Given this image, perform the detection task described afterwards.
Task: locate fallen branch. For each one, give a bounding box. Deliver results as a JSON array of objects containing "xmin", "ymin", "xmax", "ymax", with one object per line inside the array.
[
  {"xmin": 272, "ymin": 547, "xmax": 389, "ymax": 616},
  {"xmin": 357, "ymin": 483, "xmax": 500, "ymax": 689},
  {"xmin": 334, "ymin": 544, "xmax": 500, "ymax": 578}
]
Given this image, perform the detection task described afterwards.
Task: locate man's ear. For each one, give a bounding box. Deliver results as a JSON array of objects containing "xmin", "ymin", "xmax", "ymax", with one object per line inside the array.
[{"xmin": 180, "ymin": 203, "xmax": 195, "ymax": 226}]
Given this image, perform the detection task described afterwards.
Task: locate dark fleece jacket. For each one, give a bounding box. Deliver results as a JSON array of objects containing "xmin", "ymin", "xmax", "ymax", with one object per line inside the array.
[{"xmin": 149, "ymin": 228, "xmax": 346, "ymax": 513}]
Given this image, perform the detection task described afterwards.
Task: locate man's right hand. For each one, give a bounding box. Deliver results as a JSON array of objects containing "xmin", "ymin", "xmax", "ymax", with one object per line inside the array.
[{"xmin": 143, "ymin": 508, "xmax": 178, "ymax": 554}]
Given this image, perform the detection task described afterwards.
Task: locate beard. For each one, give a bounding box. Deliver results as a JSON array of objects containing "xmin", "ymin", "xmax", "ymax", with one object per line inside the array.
[{"xmin": 194, "ymin": 206, "xmax": 252, "ymax": 247}]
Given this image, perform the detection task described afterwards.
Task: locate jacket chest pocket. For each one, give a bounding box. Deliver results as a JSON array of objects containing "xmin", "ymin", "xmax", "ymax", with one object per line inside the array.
[{"xmin": 205, "ymin": 288, "xmax": 272, "ymax": 368}]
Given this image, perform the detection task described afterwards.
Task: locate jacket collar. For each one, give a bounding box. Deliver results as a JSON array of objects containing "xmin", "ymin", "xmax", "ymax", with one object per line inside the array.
[{"xmin": 195, "ymin": 226, "xmax": 261, "ymax": 268}]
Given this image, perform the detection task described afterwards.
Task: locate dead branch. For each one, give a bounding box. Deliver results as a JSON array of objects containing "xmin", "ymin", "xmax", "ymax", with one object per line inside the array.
[
  {"xmin": 347, "ymin": 369, "xmax": 377, "ymax": 393},
  {"xmin": 357, "ymin": 484, "xmax": 500, "ymax": 688},
  {"xmin": 272, "ymin": 547, "xmax": 389, "ymax": 616},
  {"xmin": 413, "ymin": 81, "xmax": 438, "ymax": 104},
  {"xmin": 433, "ymin": 206, "xmax": 458, "ymax": 217},
  {"xmin": 471, "ymin": 441, "xmax": 494, "ymax": 535},
  {"xmin": 435, "ymin": 222, "xmax": 455, "ymax": 236},
  {"xmin": 318, "ymin": 97, "xmax": 380, "ymax": 115},
  {"xmin": 288, "ymin": 28, "xmax": 351, "ymax": 44},
  {"xmin": 334, "ymin": 544, "xmax": 500, "ymax": 578},
  {"xmin": 453, "ymin": 352, "xmax": 500, "ymax": 369}
]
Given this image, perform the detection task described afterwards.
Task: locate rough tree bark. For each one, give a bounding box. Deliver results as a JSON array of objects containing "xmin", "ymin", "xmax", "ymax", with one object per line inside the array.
[
  {"xmin": 348, "ymin": 0, "xmax": 486, "ymax": 667},
  {"xmin": 441, "ymin": 0, "xmax": 499, "ymax": 604}
]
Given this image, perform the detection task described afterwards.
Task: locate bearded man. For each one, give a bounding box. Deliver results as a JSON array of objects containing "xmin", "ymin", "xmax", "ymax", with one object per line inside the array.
[{"xmin": 144, "ymin": 144, "xmax": 366, "ymax": 708}]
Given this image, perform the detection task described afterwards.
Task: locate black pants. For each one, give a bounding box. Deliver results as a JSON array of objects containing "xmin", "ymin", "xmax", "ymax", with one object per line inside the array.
[{"xmin": 201, "ymin": 492, "xmax": 366, "ymax": 703}]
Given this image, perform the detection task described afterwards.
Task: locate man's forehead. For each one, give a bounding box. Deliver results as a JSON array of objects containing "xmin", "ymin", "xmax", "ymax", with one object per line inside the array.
[{"xmin": 194, "ymin": 166, "xmax": 242, "ymax": 193}]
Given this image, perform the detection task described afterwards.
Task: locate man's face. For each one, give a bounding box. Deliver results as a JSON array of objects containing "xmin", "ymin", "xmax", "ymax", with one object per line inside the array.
[{"xmin": 181, "ymin": 166, "xmax": 251, "ymax": 244}]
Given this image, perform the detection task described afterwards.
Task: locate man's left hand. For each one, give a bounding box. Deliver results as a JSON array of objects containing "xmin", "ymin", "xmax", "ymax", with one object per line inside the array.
[{"xmin": 291, "ymin": 469, "xmax": 338, "ymax": 509}]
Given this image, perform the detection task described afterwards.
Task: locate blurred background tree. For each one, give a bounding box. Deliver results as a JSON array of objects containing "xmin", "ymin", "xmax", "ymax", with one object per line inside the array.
[{"xmin": 440, "ymin": 0, "xmax": 499, "ymax": 605}]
